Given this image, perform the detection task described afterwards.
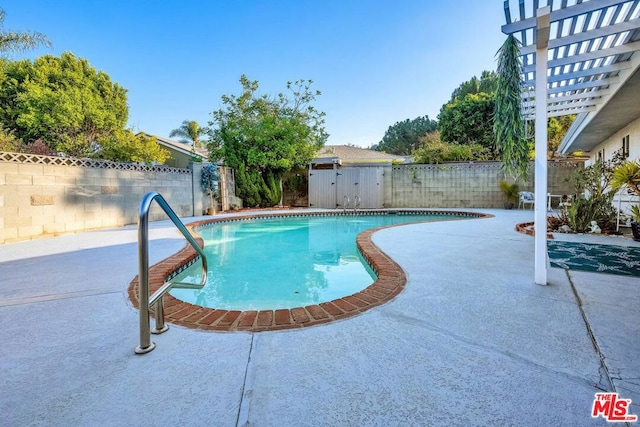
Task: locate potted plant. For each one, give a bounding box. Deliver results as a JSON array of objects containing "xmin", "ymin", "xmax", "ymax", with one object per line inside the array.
[
  {"xmin": 611, "ymin": 160, "xmax": 640, "ymax": 241},
  {"xmin": 201, "ymin": 164, "xmax": 219, "ymax": 215},
  {"xmin": 499, "ymin": 180, "xmax": 520, "ymax": 209}
]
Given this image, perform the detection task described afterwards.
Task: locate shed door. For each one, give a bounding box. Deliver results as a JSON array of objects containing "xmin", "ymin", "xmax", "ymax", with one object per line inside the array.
[
  {"xmin": 308, "ymin": 166, "xmax": 337, "ymax": 208},
  {"xmin": 336, "ymin": 168, "xmax": 360, "ymax": 209}
]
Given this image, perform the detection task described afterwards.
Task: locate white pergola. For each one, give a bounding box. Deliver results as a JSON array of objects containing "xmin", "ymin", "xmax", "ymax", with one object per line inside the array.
[{"xmin": 501, "ymin": 0, "xmax": 640, "ymax": 284}]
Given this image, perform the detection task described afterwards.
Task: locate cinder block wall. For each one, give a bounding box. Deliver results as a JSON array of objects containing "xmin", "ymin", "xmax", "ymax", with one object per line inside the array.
[
  {"xmin": 0, "ymin": 153, "xmax": 200, "ymax": 243},
  {"xmin": 387, "ymin": 161, "xmax": 581, "ymax": 208}
]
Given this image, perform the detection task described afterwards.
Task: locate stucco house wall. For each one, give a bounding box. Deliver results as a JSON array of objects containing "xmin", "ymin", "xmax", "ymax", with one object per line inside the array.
[{"xmin": 585, "ymin": 115, "xmax": 640, "ymax": 166}]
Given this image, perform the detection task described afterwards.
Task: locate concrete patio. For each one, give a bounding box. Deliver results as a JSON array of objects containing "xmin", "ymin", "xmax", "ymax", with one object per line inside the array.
[{"xmin": 0, "ymin": 209, "xmax": 638, "ymax": 426}]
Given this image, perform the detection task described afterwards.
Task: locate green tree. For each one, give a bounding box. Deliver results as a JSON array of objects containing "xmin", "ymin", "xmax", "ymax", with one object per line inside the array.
[
  {"xmin": 96, "ymin": 131, "xmax": 169, "ymax": 164},
  {"xmin": 0, "ymin": 52, "xmax": 128, "ymax": 156},
  {"xmin": 449, "ymin": 70, "xmax": 498, "ymax": 102},
  {"xmin": 413, "ymin": 130, "xmax": 490, "ymax": 164},
  {"xmin": 494, "ymin": 34, "xmax": 528, "ymax": 182},
  {"xmin": 547, "ymin": 115, "xmax": 575, "ymax": 158},
  {"xmin": 0, "ymin": 124, "xmax": 21, "ymax": 151},
  {"xmin": 169, "ymin": 120, "xmax": 209, "ymax": 148},
  {"xmin": 374, "ymin": 115, "xmax": 437, "ymax": 155},
  {"xmin": 0, "ymin": 8, "xmax": 51, "ymax": 55},
  {"xmin": 438, "ymin": 92, "xmax": 496, "ymax": 157},
  {"xmin": 208, "ymin": 75, "xmax": 327, "ymax": 207}
]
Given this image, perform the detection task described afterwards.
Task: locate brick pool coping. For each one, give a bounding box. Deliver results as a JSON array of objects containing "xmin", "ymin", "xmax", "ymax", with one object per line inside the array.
[
  {"xmin": 515, "ymin": 221, "xmax": 555, "ymax": 239},
  {"xmin": 128, "ymin": 210, "xmax": 492, "ymax": 332}
]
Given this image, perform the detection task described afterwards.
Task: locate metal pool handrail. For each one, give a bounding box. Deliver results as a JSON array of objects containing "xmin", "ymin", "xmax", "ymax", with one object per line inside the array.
[
  {"xmin": 353, "ymin": 195, "xmax": 361, "ymax": 212},
  {"xmin": 343, "ymin": 195, "xmax": 350, "ymax": 213},
  {"xmin": 135, "ymin": 192, "xmax": 208, "ymax": 355}
]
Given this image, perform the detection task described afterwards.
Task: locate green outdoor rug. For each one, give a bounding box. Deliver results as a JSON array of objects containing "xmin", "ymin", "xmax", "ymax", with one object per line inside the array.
[{"xmin": 548, "ymin": 240, "xmax": 640, "ymax": 277}]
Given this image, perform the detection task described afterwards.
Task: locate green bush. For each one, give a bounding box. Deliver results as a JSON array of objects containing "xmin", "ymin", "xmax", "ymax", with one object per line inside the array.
[
  {"xmin": 566, "ymin": 193, "xmax": 616, "ymax": 233},
  {"xmin": 413, "ymin": 131, "xmax": 490, "ymax": 164}
]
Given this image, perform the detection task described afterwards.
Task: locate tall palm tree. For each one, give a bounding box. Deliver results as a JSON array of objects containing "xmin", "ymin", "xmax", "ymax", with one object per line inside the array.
[
  {"xmin": 169, "ymin": 120, "xmax": 209, "ymax": 148},
  {"xmin": 0, "ymin": 8, "xmax": 52, "ymax": 54}
]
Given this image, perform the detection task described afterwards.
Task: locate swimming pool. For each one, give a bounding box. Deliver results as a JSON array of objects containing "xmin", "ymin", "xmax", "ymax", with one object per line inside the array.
[{"xmin": 168, "ymin": 212, "xmax": 473, "ymax": 311}]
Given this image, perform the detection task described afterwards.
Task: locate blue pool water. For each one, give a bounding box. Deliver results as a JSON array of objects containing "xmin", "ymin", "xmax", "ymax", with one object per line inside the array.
[{"xmin": 170, "ymin": 213, "xmax": 467, "ymax": 310}]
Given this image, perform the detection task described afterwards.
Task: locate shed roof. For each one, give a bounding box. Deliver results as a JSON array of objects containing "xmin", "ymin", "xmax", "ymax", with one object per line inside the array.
[{"xmin": 313, "ymin": 145, "xmax": 407, "ymax": 164}]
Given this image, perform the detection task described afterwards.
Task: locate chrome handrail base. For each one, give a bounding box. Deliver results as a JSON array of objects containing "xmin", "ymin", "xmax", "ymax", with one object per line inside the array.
[
  {"xmin": 134, "ymin": 342, "xmax": 156, "ymax": 354},
  {"xmin": 151, "ymin": 325, "xmax": 169, "ymax": 335}
]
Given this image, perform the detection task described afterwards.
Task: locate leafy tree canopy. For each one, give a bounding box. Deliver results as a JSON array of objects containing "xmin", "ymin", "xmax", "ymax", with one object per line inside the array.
[
  {"xmin": 0, "ymin": 8, "xmax": 51, "ymax": 55},
  {"xmin": 169, "ymin": 120, "xmax": 209, "ymax": 148},
  {"xmin": 547, "ymin": 115, "xmax": 576, "ymax": 158},
  {"xmin": 374, "ymin": 115, "xmax": 437, "ymax": 155},
  {"xmin": 438, "ymin": 92, "xmax": 497, "ymax": 157},
  {"xmin": 208, "ymin": 75, "xmax": 327, "ymax": 207},
  {"xmin": 412, "ymin": 130, "xmax": 490, "ymax": 164},
  {"xmin": 449, "ymin": 70, "xmax": 498, "ymax": 102},
  {"xmin": 0, "ymin": 52, "xmax": 128, "ymax": 157},
  {"xmin": 95, "ymin": 131, "xmax": 169, "ymax": 164}
]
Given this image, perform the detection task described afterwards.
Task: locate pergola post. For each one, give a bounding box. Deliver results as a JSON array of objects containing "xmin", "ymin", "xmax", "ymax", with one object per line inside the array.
[{"xmin": 534, "ymin": 6, "xmax": 551, "ymax": 285}]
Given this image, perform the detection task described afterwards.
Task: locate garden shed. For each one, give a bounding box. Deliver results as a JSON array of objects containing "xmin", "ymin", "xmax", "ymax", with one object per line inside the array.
[{"xmin": 308, "ymin": 145, "xmax": 407, "ymax": 209}]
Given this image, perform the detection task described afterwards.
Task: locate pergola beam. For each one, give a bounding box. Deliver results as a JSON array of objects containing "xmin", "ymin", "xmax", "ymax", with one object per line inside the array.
[
  {"xmin": 502, "ymin": 0, "xmax": 628, "ymax": 33},
  {"xmin": 525, "ymin": 62, "xmax": 632, "ymax": 84},
  {"xmin": 524, "ymin": 105, "xmax": 597, "ymax": 120},
  {"xmin": 521, "ymin": 18, "xmax": 640, "ymax": 55},
  {"xmin": 545, "ymin": 76, "xmax": 619, "ymax": 95},
  {"xmin": 523, "ymin": 40, "xmax": 640, "ymax": 73},
  {"xmin": 522, "ymin": 87, "xmax": 613, "ymax": 104}
]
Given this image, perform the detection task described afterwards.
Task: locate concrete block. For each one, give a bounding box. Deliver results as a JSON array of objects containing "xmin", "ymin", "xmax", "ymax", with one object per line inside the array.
[
  {"xmin": 43, "ymin": 223, "xmax": 66, "ymax": 234},
  {"xmin": 30, "ymin": 194, "xmax": 55, "ymax": 206},
  {"xmin": 66, "ymin": 186, "xmax": 100, "ymax": 197},
  {"xmin": 83, "ymin": 203, "xmax": 101, "ymax": 212},
  {"xmin": 1, "ymin": 226, "xmax": 18, "ymax": 241},
  {"xmin": 32, "ymin": 175, "xmax": 56, "ymax": 186},
  {"xmin": 84, "ymin": 168, "xmax": 106, "ymax": 178},
  {"xmin": 101, "ymin": 217, "xmax": 119, "ymax": 227},
  {"xmin": 76, "ymin": 209, "xmax": 95, "ymax": 220},
  {"xmin": 17, "ymin": 164, "xmax": 44, "ymax": 175},
  {"xmin": 43, "ymin": 165, "xmax": 68, "ymax": 176},
  {"xmin": 5, "ymin": 174, "xmax": 33, "ymax": 185},
  {"xmin": 18, "ymin": 225, "xmax": 43, "ymax": 238},
  {"xmin": 84, "ymin": 219, "xmax": 103, "ymax": 229},
  {"xmin": 75, "ymin": 177, "xmax": 100, "ymax": 187},
  {"xmin": 64, "ymin": 166, "xmax": 84, "ymax": 177},
  {"xmin": 20, "ymin": 204, "xmax": 43, "ymax": 217},
  {"xmin": 41, "ymin": 204, "xmax": 58, "ymax": 217},
  {"xmin": 101, "ymin": 185, "xmax": 119, "ymax": 195},
  {"xmin": 65, "ymin": 221, "xmax": 86, "ymax": 232},
  {"xmin": 99, "ymin": 169, "xmax": 119, "ymax": 179},
  {"xmin": 55, "ymin": 175, "xmax": 76, "ymax": 185},
  {"xmin": 0, "ymin": 162, "xmax": 19, "ymax": 173},
  {"xmin": 55, "ymin": 213, "xmax": 74, "ymax": 224}
]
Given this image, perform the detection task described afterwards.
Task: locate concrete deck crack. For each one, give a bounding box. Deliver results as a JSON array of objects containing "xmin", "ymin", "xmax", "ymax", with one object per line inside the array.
[
  {"xmin": 236, "ymin": 333, "xmax": 255, "ymax": 427},
  {"xmin": 566, "ymin": 270, "xmax": 616, "ymax": 393},
  {"xmin": 0, "ymin": 289, "xmax": 123, "ymax": 307},
  {"xmin": 381, "ymin": 308, "xmax": 602, "ymax": 389}
]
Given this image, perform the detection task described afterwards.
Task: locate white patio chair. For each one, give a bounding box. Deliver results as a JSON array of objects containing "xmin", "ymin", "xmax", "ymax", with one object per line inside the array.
[
  {"xmin": 558, "ymin": 194, "xmax": 572, "ymax": 210},
  {"xmin": 518, "ymin": 191, "xmax": 535, "ymax": 209}
]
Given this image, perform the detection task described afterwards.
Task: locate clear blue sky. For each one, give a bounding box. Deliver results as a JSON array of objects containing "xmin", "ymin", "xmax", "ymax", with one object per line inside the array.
[{"xmin": 2, "ymin": 1, "xmax": 507, "ymax": 147}]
